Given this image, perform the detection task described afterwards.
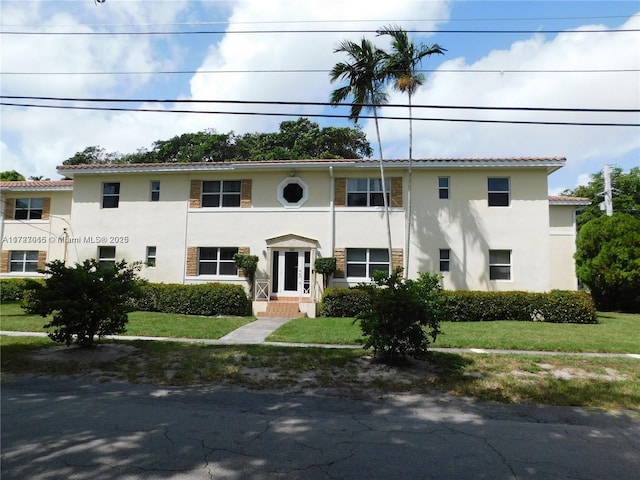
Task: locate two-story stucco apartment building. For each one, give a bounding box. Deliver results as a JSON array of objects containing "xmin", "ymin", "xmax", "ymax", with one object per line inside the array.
[{"xmin": 1, "ymin": 157, "xmax": 589, "ymax": 316}]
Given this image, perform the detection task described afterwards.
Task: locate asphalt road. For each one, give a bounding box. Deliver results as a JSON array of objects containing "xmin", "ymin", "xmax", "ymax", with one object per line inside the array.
[{"xmin": 2, "ymin": 375, "xmax": 639, "ymax": 480}]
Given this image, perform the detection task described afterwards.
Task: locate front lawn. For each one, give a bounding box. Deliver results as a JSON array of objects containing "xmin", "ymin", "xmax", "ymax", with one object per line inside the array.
[
  {"xmin": 2, "ymin": 301, "xmax": 638, "ymax": 354},
  {"xmin": 266, "ymin": 313, "xmax": 640, "ymax": 354},
  {"xmin": 0, "ymin": 302, "xmax": 253, "ymax": 340}
]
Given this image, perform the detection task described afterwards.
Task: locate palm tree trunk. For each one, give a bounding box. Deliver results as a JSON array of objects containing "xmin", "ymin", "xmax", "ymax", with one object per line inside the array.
[
  {"xmin": 372, "ymin": 105, "xmax": 393, "ymax": 268},
  {"xmin": 405, "ymin": 94, "xmax": 413, "ymax": 277}
]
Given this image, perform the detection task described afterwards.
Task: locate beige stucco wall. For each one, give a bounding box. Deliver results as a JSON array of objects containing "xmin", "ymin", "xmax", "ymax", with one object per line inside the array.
[
  {"xmin": 1, "ymin": 190, "xmax": 72, "ymax": 276},
  {"xmin": 40, "ymin": 163, "xmax": 579, "ymax": 293},
  {"xmin": 408, "ymin": 168, "xmax": 552, "ymax": 292},
  {"xmin": 549, "ymin": 204, "xmax": 579, "ymax": 290},
  {"xmin": 67, "ymin": 173, "xmax": 189, "ymax": 283}
]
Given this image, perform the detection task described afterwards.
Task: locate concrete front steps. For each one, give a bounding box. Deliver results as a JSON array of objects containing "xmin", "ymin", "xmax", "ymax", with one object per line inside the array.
[{"xmin": 254, "ymin": 300, "xmax": 312, "ymax": 319}]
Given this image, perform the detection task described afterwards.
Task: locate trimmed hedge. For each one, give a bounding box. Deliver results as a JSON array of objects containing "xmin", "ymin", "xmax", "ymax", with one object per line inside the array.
[
  {"xmin": 439, "ymin": 290, "xmax": 597, "ymax": 324},
  {"xmin": 319, "ymin": 287, "xmax": 371, "ymax": 318},
  {"xmin": 0, "ymin": 278, "xmax": 44, "ymax": 302},
  {"xmin": 320, "ymin": 287, "xmax": 597, "ymax": 324},
  {"xmin": 134, "ymin": 282, "xmax": 251, "ymax": 317}
]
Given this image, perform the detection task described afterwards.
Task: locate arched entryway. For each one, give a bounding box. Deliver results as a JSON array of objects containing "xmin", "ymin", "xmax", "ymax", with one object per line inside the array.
[{"xmin": 265, "ymin": 234, "xmax": 319, "ymax": 300}]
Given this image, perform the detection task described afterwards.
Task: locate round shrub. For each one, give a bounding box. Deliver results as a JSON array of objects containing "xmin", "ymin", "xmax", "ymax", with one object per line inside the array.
[{"xmin": 319, "ymin": 287, "xmax": 371, "ymax": 317}]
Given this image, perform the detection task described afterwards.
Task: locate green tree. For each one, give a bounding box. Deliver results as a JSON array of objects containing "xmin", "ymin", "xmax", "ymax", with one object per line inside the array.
[
  {"xmin": 575, "ymin": 213, "xmax": 640, "ymax": 312},
  {"xmin": 330, "ymin": 38, "xmax": 392, "ymax": 261},
  {"xmin": 63, "ymin": 146, "xmax": 123, "ymax": 165},
  {"xmin": 314, "ymin": 256, "xmax": 337, "ymax": 289},
  {"xmin": 234, "ymin": 118, "xmax": 372, "ymax": 160},
  {"xmin": 23, "ymin": 259, "xmax": 142, "ymax": 347},
  {"xmin": 234, "ymin": 253, "xmax": 259, "ymax": 300},
  {"xmin": 562, "ymin": 166, "xmax": 640, "ymax": 230},
  {"xmin": 357, "ymin": 268, "xmax": 443, "ymax": 364},
  {"xmin": 0, "ymin": 170, "xmax": 26, "ymax": 181},
  {"xmin": 147, "ymin": 130, "xmax": 235, "ymax": 163},
  {"xmin": 378, "ymin": 26, "xmax": 445, "ymax": 274},
  {"xmin": 62, "ymin": 119, "xmax": 372, "ymax": 165}
]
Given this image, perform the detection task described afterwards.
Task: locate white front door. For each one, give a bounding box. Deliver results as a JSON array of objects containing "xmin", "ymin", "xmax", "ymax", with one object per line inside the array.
[{"xmin": 272, "ymin": 250, "xmax": 311, "ymax": 297}]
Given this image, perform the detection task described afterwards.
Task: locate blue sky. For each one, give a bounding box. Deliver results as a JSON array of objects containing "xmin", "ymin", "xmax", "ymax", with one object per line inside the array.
[{"xmin": 1, "ymin": 0, "xmax": 638, "ymax": 194}]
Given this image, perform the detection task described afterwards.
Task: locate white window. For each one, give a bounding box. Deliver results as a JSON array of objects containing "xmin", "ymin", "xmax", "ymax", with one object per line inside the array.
[
  {"xmin": 202, "ymin": 181, "xmax": 241, "ymax": 207},
  {"xmin": 14, "ymin": 198, "xmax": 44, "ymax": 220},
  {"xmin": 489, "ymin": 250, "xmax": 511, "ymax": 280},
  {"xmin": 146, "ymin": 246, "xmax": 157, "ymax": 267},
  {"xmin": 10, "ymin": 251, "xmax": 39, "ymax": 272},
  {"xmin": 277, "ymin": 177, "xmax": 308, "ymax": 208},
  {"xmin": 98, "ymin": 246, "xmax": 116, "ymax": 267},
  {"xmin": 346, "ymin": 248, "xmax": 389, "ymax": 278},
  {"xmin": 347, "ymin": 178, "xmax": 390, "ymax": 207},
  {"xmin": 150, "ymin": 181, "xmax": 160, "ymax": 202},
  {"xmin": 488, "ymin": 178, "xmax": 510, "ymax": 207},
  {"xmin": 102, "ymin": 182, "xmax": 120, "ymax": 208},
  {"xmin": 198, "ymin": 247, "xmax": 238, "ymax": 275},
  {"xmin": 438, "ymin": 177, "xmax": 450, "ymax": 200},
  {"xmin": 439, "ymin": 249, "xmax": 451, "ymax": 272}
]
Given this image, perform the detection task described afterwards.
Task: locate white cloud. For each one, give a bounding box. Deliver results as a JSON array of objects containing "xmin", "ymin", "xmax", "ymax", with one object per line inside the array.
[
  {"xmin": 186, "ymin": 0, "xmax": 451, "ymax": 135},
  {"xmin": 1, "ymin": 0, "xmax": 637, "ymax": 190},
  {"xmin": 376, "ymin": 14, "xmax": 640, "ymax": 175}
]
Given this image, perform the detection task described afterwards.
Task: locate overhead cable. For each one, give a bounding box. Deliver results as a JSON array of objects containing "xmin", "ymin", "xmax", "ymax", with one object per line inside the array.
[
  {"xmin": 1, "ymin": 28, "xmax": 638, "ymax": 35},
  {"xmin": 2, "ymin": 101, "xmax": 638, "ymax": 127},
  {"xmin": 2, "ymin": 95, "xmax": 637, "ymax": 113}
]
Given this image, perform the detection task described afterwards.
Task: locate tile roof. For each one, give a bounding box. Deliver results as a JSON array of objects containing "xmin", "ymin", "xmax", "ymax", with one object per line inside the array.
[
  {"xmin": 56, "ymin": 157, "xmax": 567, "ymax": 175},
  {"xmin": 0, "ymin": 180, "xmax": 74, "ymax": 191},
  {"xmin": 548, "ymin": 195, "xmax": 591, "ymax": 205}
]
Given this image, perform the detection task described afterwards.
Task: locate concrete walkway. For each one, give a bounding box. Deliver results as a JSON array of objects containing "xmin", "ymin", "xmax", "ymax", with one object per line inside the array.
[{"xmin": 217, "ymin": 317, "xmax": 293, "ymax": 344}]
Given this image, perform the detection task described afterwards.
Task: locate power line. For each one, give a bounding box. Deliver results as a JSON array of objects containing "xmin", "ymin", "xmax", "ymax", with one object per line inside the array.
[
  {"xmin": 3, "ymin": 96, "xmax": 638, "ymax": 114},
  {"xmin": 2, "ymin": 68, "xmax": 637, "ymax": 76},
  {"xmin": 2, "ymin": 101, "xmax": 638, "ymax": 127},
  {"xmin": 2, "ymin": 28, "xmax": 638, "ymax": 36},
  {"xmin": 3, "ymin": 14, "xmax": 635, "ymax": 28}
]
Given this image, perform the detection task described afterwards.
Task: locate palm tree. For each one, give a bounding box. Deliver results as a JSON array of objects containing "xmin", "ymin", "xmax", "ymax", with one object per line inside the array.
[
  {"xmin": 329, "ymin": 38, "xmax": 393, "ymax": 266},
  {"xmin": 378, "ymin": 26, "xmax": 445, "ymax": 276}
]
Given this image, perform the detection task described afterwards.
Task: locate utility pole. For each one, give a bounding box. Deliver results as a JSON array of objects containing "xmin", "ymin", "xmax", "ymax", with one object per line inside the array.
[{"xmin": 603, "ymin": 164, "xmax": 613, "ymax": 216}]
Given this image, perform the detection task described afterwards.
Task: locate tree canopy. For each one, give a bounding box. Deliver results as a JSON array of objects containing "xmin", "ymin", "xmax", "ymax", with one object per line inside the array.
[
  {"xmin": 63, "ymin": 118, "xmax": 372, "ymax": 166},
  {"xmin": 562, "ymin": 166, "xmax": 640, "ymax": 230},
  {"xmin": 0, "ymin": 170, "xmax": 26, "ymax": 181},
  {"xmin": 575, "ymin": 213, "xmax": 640, "ymax": 312}
]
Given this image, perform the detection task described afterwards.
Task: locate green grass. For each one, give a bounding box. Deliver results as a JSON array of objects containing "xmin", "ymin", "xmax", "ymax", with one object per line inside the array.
[
  {"xmin": 267, "ymin": 317, "xmax": 363, "ymax": 344},
  {"xmin": 3, "ymin": 301, "xmax": 638, "ymax": 353},
  {"xmin": 433, "ymin": 313, "xmax": 640, "ymax": 353},
  {"xmin": 0, "ymin": 302, "xmax": 254, "ymax": 340},
  {"xmin": 267, "ymin": 313, "xmax": 640, "ymax": 354}
]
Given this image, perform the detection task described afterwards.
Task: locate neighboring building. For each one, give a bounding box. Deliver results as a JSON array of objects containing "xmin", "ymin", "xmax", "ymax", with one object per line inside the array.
[
  {"xmin": 0, "ymin": 180, "xmax": 73, "ymax": 276},
  {"xmin": 1, "ymin": 158, "xmax": 589, "ymax": 316}
]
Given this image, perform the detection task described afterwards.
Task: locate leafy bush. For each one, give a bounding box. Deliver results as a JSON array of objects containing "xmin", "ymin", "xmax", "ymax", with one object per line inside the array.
[
  {"xmin": 319, "ymin": 287, "xmax": 371, "ymax": 317},
  {"xmin": 0, "ymin": 278, "xmax": 44, "ymax": 302},
  {"xmin": 575, "ymin": 213, "xmax": 640, "ymax": 312},
  {"xmin": 23, "ymin": 259, "xmax": 142, "ymax": 348},
  {"xmin": 440, "ymin": 290, "xmax": 596, "ymax": 324},
  {"xmin": 356, "ymin": 269, "xmax": 444, "ymax": 363},
  {"xmin": 134, "ymin": 282, "xmax": 251, "ymax": 317},
  {"xmin": 233, "ymin": 254, "xmax": 259, "ymax": 299},
  {"xmin": 315, "ymin": 257, "xmax": 337, "ymax": 289}
]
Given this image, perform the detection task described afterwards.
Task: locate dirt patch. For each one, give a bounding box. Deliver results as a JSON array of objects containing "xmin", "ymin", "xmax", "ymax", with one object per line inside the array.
[
  {"xmin": 29, "ymin": 343, "xmax": 138, "ymax": 364},
  {"xmin": 510, "ymin": 363, "xmax": 629, "ymax": 382}
]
